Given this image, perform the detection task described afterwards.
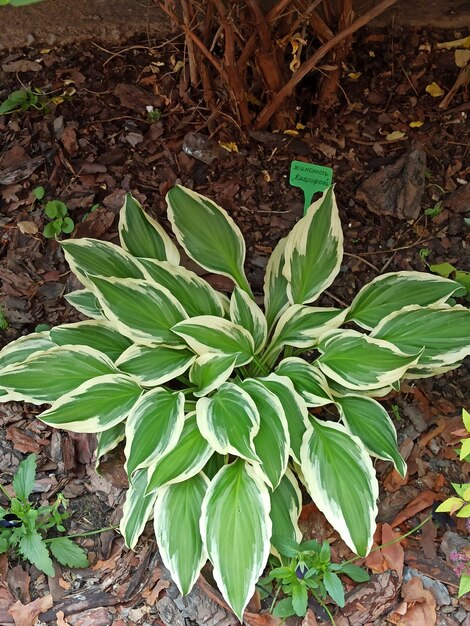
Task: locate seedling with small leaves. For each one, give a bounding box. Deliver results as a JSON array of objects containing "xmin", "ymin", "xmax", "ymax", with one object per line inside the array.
[
  {"xmin": 0, "ymin": 88, "xmax": 47, "ymax": 115},
  {"xmin": 258, "ymin": 536, "xmax": 369, "ymax": 621},
  {"xmin": 43, "ymin": 200, "xmax": 75, "ymax": 238},
  {"xmin": 0, "ymin": 454, "xmax": 88, "ymax": 576}
]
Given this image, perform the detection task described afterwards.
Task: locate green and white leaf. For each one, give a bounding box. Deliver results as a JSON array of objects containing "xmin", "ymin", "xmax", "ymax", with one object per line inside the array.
[
  {"xmin": 154, "ymin": 473, "xmax": 208, "ymax": 595},
  {"xmin": 120, "ymin": 468, "xmax": 157, "ymax": 549},
  {"xmin": 166, "ymin": 185, "xmax": 252, "ymax": 296},
  {"xmin": 50, "ymin": 320, "xmax": 132, "ymax": 361},
  {"xmin": 19, "ymin": 532, "xmax": 54, "ymax": 577},
  {"xmin": 90, "ymin": 276, "xmax": 187, "ymax": 346},
  {"xmin": 196, "ymin": 383, "xmax": 260, "ymax": 462},
  {"xmin": 64, "ymin": 288, "xmax": 103, "ymax": 319},
  {"xmin": 275, "ymin": 357, "xmax": 334, "ymax": 407},
  {"xmin": 230, "ymin": 286, "xmax": 267, "ymax": 354},
  {"xmin": 283, "ymin": 187, "xmax": 343, "ymax": 305},
  {"xmin": 125, "ymin": 388, "xmax": 185, "ymax": 477},
  {"xmin": 0, "ymin": 345, "xmax": 116, "ymax": 404},
  {"xmin": 146, "ymin": 413, "xmax": 213, "ymax": 493},
  {"xmin": 263, "ymin": 236, "xmax": 290, "ymax": 330},
  {"xmin": 371, "ymin": 304, "xmax": 470, "ymax": 367},
  {"xmin": 335, "ymin": 395, "xmax": 406, "ymax": 476},
  {"xmin": 190, "ymin": 353, "xmax": 238, "ymax": 397},
  {"xmin": 48, "ymin": 537, "xmax": 89, "ymax": 569},
  {"xmin": 346, "ymin": 271, "xmax": 465, "ymax": 330},
  {"xmin": 257, "ymin": 373, "xmax": 310, "ymax": 463},
  {"xmin": 116, "ymin": 344, "xmax": 195, "ymax": 387},
  {"xmin": 172, "ymin": 316, "xmax": 254, "ymax": 366},
  {"xmin": 138, "ymin": 258, "xmax": 225, "ymax": 318},
  {"xmin": 61, "ymin": 238, "xmax": 144, "ymax": 288},
  {"xmin": 0, "ymin": 332, "xmax": 55, "ymax": 369},
  {"xmin": 119, "ymin": 193, "xmax": 180, "ymax": 264},
  {"xmin": 39, "ymin": 374, "xmax": 142, "ymax": 432},
  {"xmin": 95, "ymin": 422, "xmax": 125, "ymax": 472},
  {"xmin": 317, "ymin": 329, "xmax": 420, "ymax": 391},
  {"xmin": 269, "ymin": 468, "xmax": 303, "ymax": 547},
  {"xmin": 270, "ymin": 305, "xmax": 347, "ymax": 351},
  {"xmin": 301, "ymin": 418, "xmax": 378, "ymax": 556},
  {"xmin": 200, "ymin": 460, "xmax": 271, "ymax": 620},
  {"xmin": 241, "ymin": 379, "xmax": 289, "ymax": 489}
]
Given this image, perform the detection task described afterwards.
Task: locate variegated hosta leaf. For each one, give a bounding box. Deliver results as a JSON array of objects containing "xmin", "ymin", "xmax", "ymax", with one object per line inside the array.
[
  {"xmin": 269, "ymin": 305, "xmax": 348, "ymax": 351},
  {"xmin": 61, "ymin": 238, "xmax": 144, "ymax": 288},
  {"xmin": 200, "ymin": 460, "xmax": 271, "ymax": 621},
  {"xmin": 95, "ymin": 422, "xmax": 125, "ymax": 473},
  {"xmin": 64, "ymin": 289, "xmax": 103, "ymax": 319},
  {"xmin": 283, "ymin": 187, "xmax": 343, "ymax": 305},
  {"xmin": 89, "ymin": 276, "xmax": 187, "ymax": 346},
  {"xmin": 346, "ymin": 271, "xmax": 465, "ymax": 330},
  {"xmin": 190, "ymin": 353, "xmax": 238, "ymax": 398},
  {"xmin": 119, "ymin": 193, "xmax": 180, "ymax": 264},
  {"xmin": 120, "ymin": 468, "xmax": 157, "ymax": 549},
  {"xmin": 404, "ymin": 362, "xmax": 461, "ymax": 380},
  {"xmin": 166, "ymin": 185, "xmax": 252, "ymax": 296},
  {"xmin": 230, "ymin": 286, "xmax": 267, "ymax": 354},
  {"xmin": 335, "ymin": 395, "xmax": 406, "ymax": 476},
  {"xmin": 154, "ymin": 473, "xmax": 208, "ymax": 595},
  {"xmin": 301, "ymin": 419, "xmax": 379, "ymax": 556},
  {"xmin": 241, "ymin": 379, "xmax": 289, "ymax": 490},
  {"xmin": 230, "ymin": 288, "xmax": 267, "ymax": 353},
  {"xmin": 263, "ymin": 236, "xmax": 290, "ymax": 330},
  {"xmin": 370, "ymin": 305, "xmax": 470, "ymax": 368},
  {"xmin": 50, "ymin": 320, "xmax": 132, "ymax": 361},
  {"xmin": 116, "ymin": 344, "xmax": 195, "ymax": 387},
  {"xmin": 0, "ymin": 332, "xmax": 55, "ymax": 370},
  {"xmin": 146, "ymin": 413, "xmax": 213, "ymax": 493},
  {"xmin": 138, "ymin": 258, "xmax": 225, "ymax": 318},
  {"xmin": 39, "ymin": 373, "xmax": 142, "ymax": 432},
  {"xmin": 317, "ymin": 330, "xmax": 419, "ymax": 391},
  {"xmin": 0, "ymin": 346, "xmax": 116, "ymax": 404},
  {"xmin": 275, "ymin": 357, "xmax": 333, "ymax": 407},
  {"xmin": 203, "ymin": 453, "xmax": 225, "ymax": 480},
  {"xmin": 257, "ymin": 374, "xmax": 310, "ymax": 464},
  {"xmin": 172, "ymin": 316, "xmax": 254, "ymax": 366},
  {"xmin": 125, "ymin": 388, "xmax": 185, "ymax": 477},
  {"xmin": 196, "ymin": 383, "xmax": 260, "ymax": 462},
  {"xmin": 270, "ymin": 468, "xmax": 303, "ymax": 546}
]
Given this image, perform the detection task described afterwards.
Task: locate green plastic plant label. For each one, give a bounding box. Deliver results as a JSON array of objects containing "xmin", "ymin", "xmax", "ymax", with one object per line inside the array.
[{"xmin": 289, "ymin": 161, "xmax": 333, "ymax": 213}]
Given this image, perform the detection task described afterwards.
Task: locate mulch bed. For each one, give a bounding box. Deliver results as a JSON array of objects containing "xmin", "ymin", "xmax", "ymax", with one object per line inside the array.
[{"xmin": 0, "ymin": 21, "xmax": 469, "ymax": 626}]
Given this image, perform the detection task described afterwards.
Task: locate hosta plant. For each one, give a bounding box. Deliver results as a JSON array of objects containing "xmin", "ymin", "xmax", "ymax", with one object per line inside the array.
[{"xmin": 0, "ymin": 186, "xmax": 469, "ymax": 619}]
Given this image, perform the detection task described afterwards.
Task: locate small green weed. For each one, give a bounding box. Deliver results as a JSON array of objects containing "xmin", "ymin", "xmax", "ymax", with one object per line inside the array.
[
  {"xmin": 0, "ymin": 308, "xmax": 8, "ymax": 331},
  {"xmin": 424, "ymin": 200, "xmax": 443, "ymax": 218},
  {"xmin": 435, "ymin": 409, "xmax": 470, "ymax": 597},
  {"xmin": 0, "ymin": 454, "xmax": 88, "ymax": 576},
  {"xmin": 0, "ymin": 88, "xmax": 48, "ymax": 115},
  {"xmin": 43, "ymin": 200, "xmax": 74, "ymax": 238},
  {"xmin": 429, "ymin": 262, "xmax": 470, "ymax": 302},
  {"xmin": 258, "ymin": 536, "xmax": 369, "ymax": 622},
  {"xmin": 31, "ymin": 190, "xmax": 75, "ymax": 238}
]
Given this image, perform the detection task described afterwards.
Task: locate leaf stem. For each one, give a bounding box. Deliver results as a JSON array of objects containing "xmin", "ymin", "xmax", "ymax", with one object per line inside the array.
[
  {"xmin": 43, "ymin": 524, "xmax": 119, "ymax": 544},
  {"xmin": 0, "ymin": 483, "xmax": 11, "ymax": 502},
  {"xmin": 341, "ymin": 514, "xmax": 432, "ymax": 566}
]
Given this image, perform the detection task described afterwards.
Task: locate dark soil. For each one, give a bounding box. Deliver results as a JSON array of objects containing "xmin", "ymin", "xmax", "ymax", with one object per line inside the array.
[{"xmin": 0, "ymin": 21, "xmax": 469, "ymax": 626}]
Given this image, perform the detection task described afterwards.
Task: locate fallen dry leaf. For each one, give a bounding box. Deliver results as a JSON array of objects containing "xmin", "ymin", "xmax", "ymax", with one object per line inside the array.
[
  {"xmin": 425, "ymin": 82, "xmax": 445, "ymax": 97},
  {"xmin": 8, "ymin": 594, "xmax": 53, "ymax": 626},
  {"xmin": 381, "ymin": 523, "xmax": 404, "ymax": 581},
  {"xmin": 389, "ymin": 490, "xmax": 439, "ymax": 528},
  {"xmin": 16, "ymin": 221, "xmax": 38, "ymax": 235},
  {"xmin": 436, "ymin": 35, "xmax": 470, "ymax": 50},
  {"xmin": 56, "ymin": 610, "xmax": 70, "ymax": 626},
  {"xmin": 386, "ymin": 131, "xmax": 406, "ymax": 141},
  {"xmin": 302, "ymin": 608, "xmax": 319, "ymax": 625},
  {"xmin": 455, "ymin": 49, "xmax": 470, "ymax": 67},
  {"xmin": 397, "ymin": 577, "xmax": 437, "ymax": 626}
]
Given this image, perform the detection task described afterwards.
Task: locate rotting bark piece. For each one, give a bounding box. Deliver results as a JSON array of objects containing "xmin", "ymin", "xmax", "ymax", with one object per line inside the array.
[
  {"xmin": 443, "ymin": 183, "xmax": 470, "ymax": 214},
  {"xmin": 338, "ymin": 570, "xmax": 400, "ymax": 625},
  {"xmin": 356, "ymin": 148, "xmax": 426, "ymax": 220}
]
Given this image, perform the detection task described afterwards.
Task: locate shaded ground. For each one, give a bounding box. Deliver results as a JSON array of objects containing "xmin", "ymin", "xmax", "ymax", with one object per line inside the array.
[{"xmin": 0, "ymin": 19, "xmax": 469, "ymax": 626}]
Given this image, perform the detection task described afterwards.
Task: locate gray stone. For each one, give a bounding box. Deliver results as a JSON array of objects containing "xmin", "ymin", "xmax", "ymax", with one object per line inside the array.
[
  {"xmin": 441, "ymin": 532, "xmax": 470, "ymax": 559},
  {"xmin": 403, "ymin": 567, "xmax": 451, "ymax": 606}
]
